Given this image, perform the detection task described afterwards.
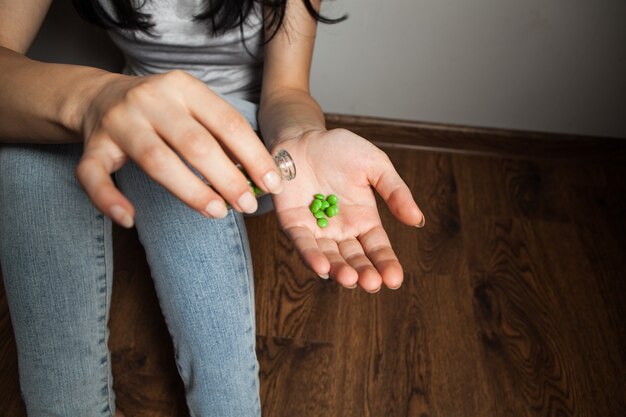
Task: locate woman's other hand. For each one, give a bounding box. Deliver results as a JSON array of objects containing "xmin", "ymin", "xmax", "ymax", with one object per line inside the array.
[
  {"xmin": 271, "ymin": 128, "xmax": 425, "ymax": 293},
  {"xmin": 75, "ymin": 70, "xmax": 284, "ymax": 227}
]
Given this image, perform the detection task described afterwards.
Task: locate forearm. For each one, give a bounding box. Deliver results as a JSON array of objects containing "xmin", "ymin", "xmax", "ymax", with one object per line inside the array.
[
  {"xmin": 0, "ymin": 46, "xmax": 116, "ymax": 144},
  {"xmin": 258, "ymin": 87, "xmax": 326, "ymax": 151}
]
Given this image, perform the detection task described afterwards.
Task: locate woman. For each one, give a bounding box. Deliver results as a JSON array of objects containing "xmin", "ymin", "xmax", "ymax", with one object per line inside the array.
[{"xmin": 0, "ymin": 0, "xmax": 425, "ymax": 415}]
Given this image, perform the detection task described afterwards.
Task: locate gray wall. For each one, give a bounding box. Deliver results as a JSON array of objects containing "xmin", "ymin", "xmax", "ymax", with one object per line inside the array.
[
  {"xmin": 311, "ymin": 0, "xmax": 626, "ymax": 138},
  {"xmin": 28, "ymin": 0, "xmax": 626, "ymax": 138}
]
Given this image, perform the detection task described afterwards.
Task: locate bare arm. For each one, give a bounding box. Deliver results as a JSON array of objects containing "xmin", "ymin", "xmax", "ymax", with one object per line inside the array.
[
  {"xmin": 0, "ymin": 0, "xmax": 284, "ymax": 229},
  {"xmin": 258, "ymin": 0, "xmax": 326, "ymax": 149},
  {"xmin": 259, "ymin": 0, "xmax": 425, "ymax": 292},
  {"xmin": 0, "ymin": 0, "xmax": 115, "ymax": 143}
]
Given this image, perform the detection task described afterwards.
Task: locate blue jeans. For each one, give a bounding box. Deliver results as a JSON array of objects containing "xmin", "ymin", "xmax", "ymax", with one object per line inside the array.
[{"xmin": 0, "ymin": 97, "xmax": 262, "ymax": 416}]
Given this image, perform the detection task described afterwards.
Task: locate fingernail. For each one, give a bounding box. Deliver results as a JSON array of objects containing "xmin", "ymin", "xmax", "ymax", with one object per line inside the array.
[
  {"xmin": 237, "ymin": 191, "xmax": 258, "ymax": 214},
  {"xmin": 415, "ymin": 215, "xmax": 426, "ymax": 228},
  {"xmin": 110, "ymin": 205, "xmax": 134, "ymax": 229},
  {"xmin": 367, "ymin": 286, "xmax": 382, "ymax": 294},
  {"xmin": 346, "ymin": 283, "xmax": 358, "ymax": 289},
  {"xmin": 204, "ymin": 200, "xmax": 227, "ymax": 218},
  {"xmin": 388, "ymin": 284, "xmax": 402, "ymax": 290},
  {"xmin": 263, "ymin": 171, "xmax": 283, "ymax": 194},
  {"xmin": 318, "ymin": 273, "xmax": 329, "ymax": 279}
]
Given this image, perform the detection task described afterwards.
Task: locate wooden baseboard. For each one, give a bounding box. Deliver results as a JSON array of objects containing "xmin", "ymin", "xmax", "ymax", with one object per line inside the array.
[{"xmin": 324, "ymin": 113, "xmax": 626, "ymax": 160}]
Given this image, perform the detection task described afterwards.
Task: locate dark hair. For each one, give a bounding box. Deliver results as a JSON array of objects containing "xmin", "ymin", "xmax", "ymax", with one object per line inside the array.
[{"xmin": 71, "ymin": 0, "xmax": 346, "ymax": 41}]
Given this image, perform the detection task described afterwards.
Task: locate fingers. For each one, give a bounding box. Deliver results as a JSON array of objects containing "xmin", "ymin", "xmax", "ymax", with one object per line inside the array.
[
  {"xmin": 78, "ymin": 70, "xmax": 284, "ymax": 224},
  {"xmin": 371, "ymin": 154, "xmax": 426, "ymax": 228},
  {"xmin": 84, "ymin": 118, "xmax": 230, "ymax": 223},
  {"xmin": 122, "ymin": 126, "xmax": 232, "ymax": 217},
  {"xmin": 284, "ymin": 227, "xmax": 378, "ymax": 290},
  {"xmin": 284, "ymin": 226, "xmax": 330, "ymax": 277},
  {"xmin": 338, "ymin": 239, "xmax": 383, "ymax": 293},
  {"xmin": 315, "ymin": 235, "xmax": 394, "ymax": 293},
  {"xmin": 183, "ymin": 78, "xmax": 284, "ymax": 195},
  {"xmin": 148, "ymin": 107, "xmax": 260, "ymax": 213},
  {"xmin": 282, "ymin": 218, "xmax": 400, "ymax": 292},
  {"xmin": 317, "ymin": 238, "xmax": 359, "ymax": 287},
  {"xmin": 76, "ymin": 137, "xmax": 136, "ymax": 228},
  {"xmin": 358, "ymin": 226, "xmax": 403, "ymax": 289}
]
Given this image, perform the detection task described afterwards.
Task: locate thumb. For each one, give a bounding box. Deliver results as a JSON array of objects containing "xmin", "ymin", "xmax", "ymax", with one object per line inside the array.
[{"xmin": 370, "ymin": 157, "xmax": 425, "ymax": 227}]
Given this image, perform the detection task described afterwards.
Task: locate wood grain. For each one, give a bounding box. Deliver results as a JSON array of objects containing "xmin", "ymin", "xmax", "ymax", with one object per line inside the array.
[
  {"xmin": 0, "ymin": 278, "xmax": 23, "ymax": 416},
  {"xmin": 1, "ymin": 118, "xmax": 625, "ymax": 416},
  {"xmin": 108, "ymin": 226, "xmax": 189, "ymax": 417},
  {"xmin": 257, "ymin": 335, "xmax": 335, "ymax": 417}
]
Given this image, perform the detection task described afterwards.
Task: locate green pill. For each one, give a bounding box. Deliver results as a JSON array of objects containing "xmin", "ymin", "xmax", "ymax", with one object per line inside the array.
[
  {"xmin": 327, "ymin": 194, "xmax": 338, "ymax": 205},
  {"xmin": 315, "ymin": 194, "xmax": 325, "ymax": 200},
  {"xmin": 314, "ymin": 210, "xmax": 326, "ymax": 219},
  {"xmin": 325, "ymin": 205, "xmax": 338, "ymax": 218},
  {"xmin": 321, "ymin": 200, "xmax": 330, "ymax": 210},
  {"xmin": 310, "ymin": 199, "xmax": 322, "ymax": 213},
  {"xmin": 317, "ymin": 218, "xmax": 329, "ymax": 228},
  {"xmin": 251, "ymin": 183, "xmax": 263, "ymax": 196}
]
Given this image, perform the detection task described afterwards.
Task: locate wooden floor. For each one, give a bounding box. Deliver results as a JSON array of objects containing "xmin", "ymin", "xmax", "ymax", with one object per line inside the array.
[{"xmin": 1, "ymin": 118, "xmax": 625, "ymax": 416}]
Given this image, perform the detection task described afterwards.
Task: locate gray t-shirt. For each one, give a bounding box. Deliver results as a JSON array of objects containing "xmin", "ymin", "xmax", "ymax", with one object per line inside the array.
[{"xmin": 102, "ymin": 0, "xmax": 264, "ymax": 106}]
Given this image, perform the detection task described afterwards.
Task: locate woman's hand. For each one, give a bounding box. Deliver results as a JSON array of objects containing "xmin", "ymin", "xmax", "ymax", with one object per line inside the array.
[
  {"xmin": 75, "ymin": 70, "xmax": 284, "ymax": 227},
  {"xmin": 270, "ymin": 128, "xmax": 425, "ymax": 292}
]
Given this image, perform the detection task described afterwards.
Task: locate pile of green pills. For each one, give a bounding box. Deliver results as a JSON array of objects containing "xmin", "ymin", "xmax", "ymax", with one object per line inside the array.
[{"xmin": 310, "ymin": 194, "xmax": 339, "ymax": 228}]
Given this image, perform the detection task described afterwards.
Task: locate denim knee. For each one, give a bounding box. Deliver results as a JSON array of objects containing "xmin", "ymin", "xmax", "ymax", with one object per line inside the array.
[
  {"xmin": 114, "ymin": 157, "xmax": 260, "ymax": 416},
  {"xmin": 0, "ymin": 143, "xmax": 117, "ymax": 416}
]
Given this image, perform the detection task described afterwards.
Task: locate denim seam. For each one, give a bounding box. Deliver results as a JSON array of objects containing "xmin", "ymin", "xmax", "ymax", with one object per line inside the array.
[
  {"xmin": 229, "ymin": 212, "xmax": 261, "ymax": 415},
  {"xmin": 100, "ymin": 214, "xmax": 115, "ymax": 417},
  {"xmin": 230, "ymin": 212, "xmax": 254, "ymax": 321}
]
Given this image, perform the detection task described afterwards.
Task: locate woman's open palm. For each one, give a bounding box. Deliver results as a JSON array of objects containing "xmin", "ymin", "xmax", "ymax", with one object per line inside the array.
[{"xmin": 271, "ymin": 128, "xmax": 425, "ymax": 292}]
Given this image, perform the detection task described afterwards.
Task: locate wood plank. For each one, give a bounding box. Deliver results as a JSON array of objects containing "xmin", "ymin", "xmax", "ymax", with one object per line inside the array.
[
  {"xmin": 463, "ymin": 218, "xmax": 578, "ymax": 415},
  {"xmin": 452, "ymin": 157, "xmax": 573, "ymax": 222},
  {"xmin": 454, "ymin": 151, "xmax": 626, "ymax": 416},
  {"xmin": 321, "ymin": 149, "xmax": 495, "ymax": 417},
  {"xmin": 1, "ymin": 119, "xmax": 625, "ymax": 417},
  {"xmin": 109, "ymin": 225, "xmax": 188, "ymax": 417},
  {"xmin": 565, "ymin": 184, "xmax": 626, "ymax": 361},
  {"xmin": 257, "ymin": 335, "xmax": 335, "ymax": 417},
  {"xmin": 0, "ymin": 276, "xmax": 26, "ymax": 415},
  {"xmin": 245, "ymin": 212, "xmax": 343, "ymax": 343}
]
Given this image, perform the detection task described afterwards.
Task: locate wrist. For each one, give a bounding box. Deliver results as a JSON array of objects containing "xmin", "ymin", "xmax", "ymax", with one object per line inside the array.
[
  {"xmin": 267, "ymin": 126, "xmax": 326, "ymax": 153},
  {"xmin": 258, "ymin": 88, "xmax": 326, "ymax": 152},
  {"xmin": 267, "ymin": 128, "xmax": 327, "ymax": 157},
  {"xmin": 57, "ymin": 69, "xmax": 125, "ymax": 137}
]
